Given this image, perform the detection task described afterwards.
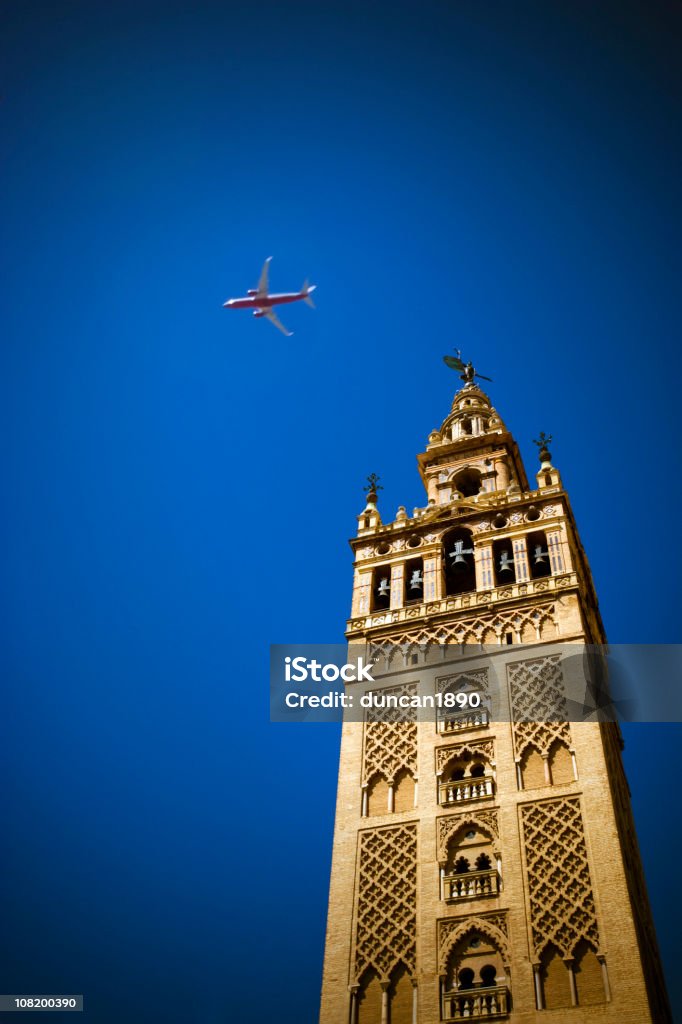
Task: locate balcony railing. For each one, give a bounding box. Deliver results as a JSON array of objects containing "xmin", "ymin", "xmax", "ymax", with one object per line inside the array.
[
  {"xmin": 439, "ymin": 709, "xmax": 489, "ymax": 734},
  {"xmin": 442, "ymin": 985, "xmax": 509, "ymax": 1020},
  {"xmin": 443, "ymin": 868, "xmax": 499, "ymax": 902},
  {"xmin": 439, "ymin": 776, "xmax": 494, "ymax": 805}
]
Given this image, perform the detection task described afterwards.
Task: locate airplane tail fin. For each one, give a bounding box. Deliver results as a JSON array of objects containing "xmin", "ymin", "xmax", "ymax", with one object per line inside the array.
[{"xmin": 302, "ymin": 279, "xmax": 317, "ymax": 308}]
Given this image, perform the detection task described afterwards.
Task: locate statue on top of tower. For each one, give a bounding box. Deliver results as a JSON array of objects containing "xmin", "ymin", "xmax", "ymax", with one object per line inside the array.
[{"xmin": 442, "ymin": 348, "xmax": 493, "ymax": 386}]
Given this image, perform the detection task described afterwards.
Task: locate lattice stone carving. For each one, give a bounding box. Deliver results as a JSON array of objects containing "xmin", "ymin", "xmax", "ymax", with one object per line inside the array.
[
  {"xmin": 366, "ymin": 603, "xmax": 557, "ymax": 660},
  {"xmin": 363, "ymin": 683, "xmax": 418, "ymax": 785},
  {"xmin": 436, "ymin": 739, "xmax": 494, "ymax": 776},
  {"xmin": 354, "ymin": 824, "xmax": 417, "ymax": 983},
  {"xmin": 438, "ymin": 912, "xmax": 509, "ymax": 973},
  {"xmin": 437, "ymin": 668, "xmax": 489, "ymax": 698},
  {"xmin": 437, "ymin": 809, "xmax": 500, "ymax": 862},
  {"xmin": 508, "ymin": 655, "xmax": 571, "ymax": 758},
  {"xmin": 521, "ymin": 797, "xmax": 600, "ymax": 958}
]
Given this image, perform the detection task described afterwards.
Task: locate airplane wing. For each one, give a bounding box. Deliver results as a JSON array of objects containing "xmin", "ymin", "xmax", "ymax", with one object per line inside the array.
[
  {"xmin": 257, "ymin": 257, "xmax": 272, "ymax": 297},
  {"xmin": 263, "ymin": 308, "xmax": 293, "ymax": 337}
]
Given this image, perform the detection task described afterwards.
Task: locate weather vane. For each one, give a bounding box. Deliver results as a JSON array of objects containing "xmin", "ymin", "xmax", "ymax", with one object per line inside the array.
[
  {"xmin": 442, "ymin": 348, "xmax": 493, "ymax": 386},
  {"xmin": 533, "ymin": 432, "xmax": 553, "ymax": 450},
  {"xmin": 364, "ymin": 473, "xmax": 383, "ymax": 496}
]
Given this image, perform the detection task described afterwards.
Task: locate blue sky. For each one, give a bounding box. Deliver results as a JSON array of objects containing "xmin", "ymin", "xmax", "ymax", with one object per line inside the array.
[{"xmin": 1, "ymin": 2, "xmax": 681, "ymax": 1021}]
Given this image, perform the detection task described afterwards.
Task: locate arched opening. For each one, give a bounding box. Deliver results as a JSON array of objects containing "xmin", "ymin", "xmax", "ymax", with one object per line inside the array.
[
  {"xmin": 388, "ymin": 963, "xmax": 413, "ymax": 1024},
  {"xmin": 453, "ymin": 468, "xmax": 482, "ymax": 497},
  {"xmin": 366, "ymin": 774, "xmax": 389, "ymax": 816},
  {"xmin": 443, "ymin": 528, "xmax": 476, "ymax": 596},
  {"xmin": 540, "ymin": 944, "xmax": 572, "ymax": 1009},
  {"xmin": 493, "ymin": 538, "xmax": 516, "ymax": 585},
  {"xmin": 404, "ymin": 557, "xmax": 424, "ymax": 603},
  {"xmin": 371, "ymin": 566, "xmax": 391, "ymax": 611},
  {"xmin": 480, "ymin": 964, "xmax": 497, "ymax": 988},
  {"xmin": 393, "ymin": 768, "xmax": 415, "ymax": 812},
  {"xmin": 440, "ymin": 753, "xmax": 493, "ymax": 806},
  {"xmin": 357, "ymin": 968, "xmax": 382, "ymax": 1024},
  {"xmin": 520, "ymin": 746, "xmax": 546, "ymax": 790},
  {"xmin": 548, "ymin": 739, "xmax": 573, "ymax": 785},
  {"xmin": 444, "ymin": 824, "xmax": 499, "ymax": 902},
  {"xmin": 443, "ymin": 933, "xmax": 509, "ymax": 1020},
  {"xmin": 573, "ymin": 940, "xmax": 605, "ymax": 1005},
  {"xmin": 528, "ymin": 530, "xmax": 551, "ymax": 579}
]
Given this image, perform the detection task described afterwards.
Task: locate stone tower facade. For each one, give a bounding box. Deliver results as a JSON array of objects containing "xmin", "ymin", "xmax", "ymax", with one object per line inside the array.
[{"xmin": 319, "ymin": 379, "xmax": 670, "ymax": 1023}]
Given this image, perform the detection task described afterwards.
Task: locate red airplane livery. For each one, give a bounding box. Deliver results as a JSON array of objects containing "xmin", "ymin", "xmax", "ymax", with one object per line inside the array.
[{"xmin": 222, "ymin": 257, "xmax": 316, "ymax": 336}]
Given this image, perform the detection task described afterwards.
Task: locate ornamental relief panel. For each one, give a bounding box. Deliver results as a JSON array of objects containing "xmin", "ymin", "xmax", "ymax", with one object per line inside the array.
[
  {"xmin": 520, "ymin": 797, "xmax": 600, "ymax": 959},
  {"xmin": 353, "ymin": 823, "xmax": 417, "ymax": 984}
]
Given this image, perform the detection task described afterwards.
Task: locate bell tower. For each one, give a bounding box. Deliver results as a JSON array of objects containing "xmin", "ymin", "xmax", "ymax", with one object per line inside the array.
[{"xmin": 319, "ymin": 362, "xmax": 670, "ymax": 1024}]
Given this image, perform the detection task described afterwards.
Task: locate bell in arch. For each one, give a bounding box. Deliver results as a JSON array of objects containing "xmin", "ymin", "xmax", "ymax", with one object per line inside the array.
[
  {"xmin": 499, "ymin": 550, "xmax": 514, "ymax": 574},
  {"xmin": 533, "ymin": 545, "xmax": 549, "ymax": 566},
  {"xmin": 376, "ymin": 578, "xmax": 390, "ymax": 597},
  {"xmin": 449, "ymin": 539, "xmax": 473, "ymax": 568},
  {"xmin": 409, "ymin": 569, "xmax": 423, "ymax": 591}
]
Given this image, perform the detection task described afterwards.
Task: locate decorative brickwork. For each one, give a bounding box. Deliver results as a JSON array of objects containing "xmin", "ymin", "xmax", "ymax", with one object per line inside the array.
[
  {"xmin": 438, "ymin": 912, "xmax": 510, "ymax": 972},
  {"xmin": 362, "ymin": 683, "xmax": 418, "ymax": 786},
  {"xmin": 353, "ymin": 824, "xmax": 418, "ymax": 983},
  {"xmin": 520, "ymin": 797, "xmax": 600, "ymax": 958},
  {"xmin": 437, "ymin": 809, "xmax": 500, "ymax": 861},
  {"xmin": 508, "ymin": 654, "xmax": 572, "ymax": 758}
]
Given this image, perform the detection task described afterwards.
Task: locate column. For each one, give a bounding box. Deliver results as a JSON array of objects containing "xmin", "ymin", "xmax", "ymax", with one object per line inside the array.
[
  {"xmin": 513, "ymin": 535, "xmax": 530, "ymax": 582},
  {"xmin": 543, "ymin": 754, "xmax": 552, "ymax": 786},
  {"xmin": 598, "ymin": 955, "xmax": 611, "ymax": 1001},
  {"xmin": 411, "ymin": 980, "xmax": 418, "ymax": 1024},
  {"xmin": 353, "ymin": 570, "xmax": 372, "ymax": 617},
  {"xmin": 423, "ymin": 556, "xmax": 438, "ymax": 602},
  {"xmin": 380, "ymin": 983, "xmax": 390, "ymax": 1024},
  {"xmin": 547, "ymin": 529, "xmax": 565, "ymax": 574},
  {"xmin": 570, "ymin": 750, "xmax": 578, "ymax": 781},
  {"xmin": 348, "ymin": 986, "xmax": 359, "ymax": 1024},
  {"xmin": 390, "ymin": 562, "xmax": 404, "ymax": 611},
  {"xmin": 413, "ymin": 779, "xmax": 418, "ymax": 807},
  {"xmin": 566, "ymin": 959, "xmax": 577, "ymax": 1006},
  {"xmin": 476, "ymin": 544, "xmax": 494, "ymax": 590},
  {"xmin": 361, "ymin": 785, "xmax": 368, "ymax": 818},
  {"xmin": 387, "ymin": 782, "xmax": 395, "ymax": 813},
  {"xmin": 533, "ymin": 964, "xmax": 543, "ymax": 1009}
]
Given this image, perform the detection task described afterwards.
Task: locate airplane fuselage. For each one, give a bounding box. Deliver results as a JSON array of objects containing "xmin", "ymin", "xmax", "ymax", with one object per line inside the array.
[{"xmin": 223, "ymin": 290, "xmax": 307, "ymax": 310}]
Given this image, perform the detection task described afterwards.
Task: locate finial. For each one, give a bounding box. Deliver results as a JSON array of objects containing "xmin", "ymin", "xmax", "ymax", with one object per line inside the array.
[
  {"xmin": 363, "ymin": 473, "xmax": 383, "ymax": 502},
  {"xmin": 442, "ymin": 348, "xmax": 493, "ymax": 387},
  {"xmin": 533, "ymin": 432, "xmax": 553, "ymax": 462}
]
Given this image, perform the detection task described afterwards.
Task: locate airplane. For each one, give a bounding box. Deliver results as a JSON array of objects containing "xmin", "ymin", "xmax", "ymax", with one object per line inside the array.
[{"xmin": 222, "ymin": 257, "xmax": 316, "ymax": 336}]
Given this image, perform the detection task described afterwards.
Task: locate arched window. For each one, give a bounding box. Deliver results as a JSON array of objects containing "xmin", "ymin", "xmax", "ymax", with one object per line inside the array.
[
  {"xmin": 540, "ymin": 944, "xmax": 572, "ymax": 1009},
  {"xmin": 528, "ymin": 530, "xmax": 551, "ymax": 579},
  {"xmin": 443, "ymin": 934, "xmax": 509, "ymax": 1020},
  {"xmin": 387, "ymin": 963, "xmax": 413, "ymax": 1021},
  {"xmin": 548, "ymin": 739, "xmax": 574, "ymax": 785},
  {"xmin": 404, "ymin": 556, "xmax": 424, "ymax": 603},
  {"xmin": 357, "ymin": 968, "xmax": 382, "ymax": 1024},
  {"xmin": 453, "ymin": 468, "xmax": 482, "ymax": 496},
  {"xmin": 493, "ymin": 538, "xmax": 516, "ymax": 585},
  {"xmin": 480, "ymin": 964, "xmax": 497, "ymax": 988},
  {"xmin": 444, "ymin": 825, "xmax": 499, "ymax": 902},
  {"xmin": 443, "ymin": 527, "xmax": 476, "ymax": 596},
  {"xmin": 366, "ymin": 774, "xmax": 390, "ymax": 816},
  {"xmin": 520, "ymin": 746, "xmax": 546, "ymax": 789},
  {"xmin": 371, "ymin": 566, "xmax": 391, "ymax": 611},
  {"xmin": 573, "ymin": 940, "xmax": 606, "ymax": 1005}
]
